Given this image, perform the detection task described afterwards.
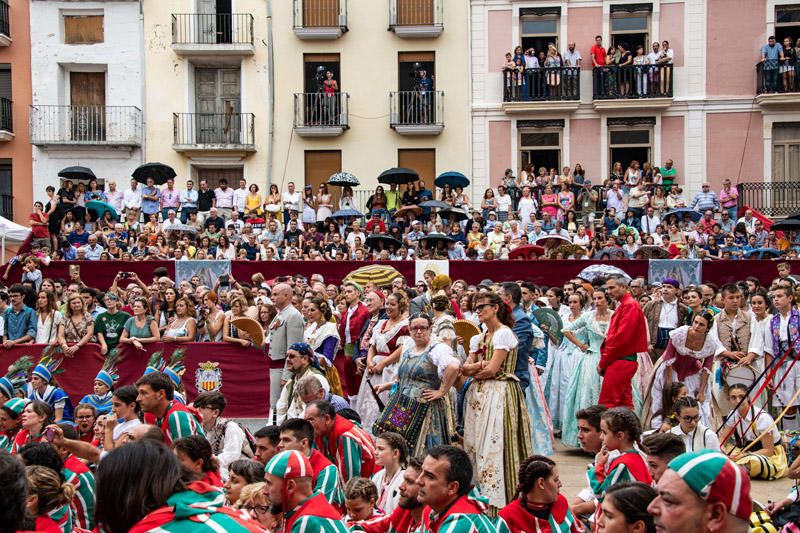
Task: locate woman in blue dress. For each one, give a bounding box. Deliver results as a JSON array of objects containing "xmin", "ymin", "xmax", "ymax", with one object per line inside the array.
[{"xmin": 560, "ymin": 289, "xmax": 613, "ymax": 448}]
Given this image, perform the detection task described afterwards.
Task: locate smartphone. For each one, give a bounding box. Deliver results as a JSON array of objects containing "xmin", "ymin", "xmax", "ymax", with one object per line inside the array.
[
  {"xmin": 120, "ymin": 272, "xmax": 130, "ymax": 279},
  {"xmin": 44, "ymin": 427, "xmax": 56, "ymax": 443},
  {"xmin": 69, "ymin": 264, "xmax": 80, "ymax": 278},
  {"xmin": 219, "ymin": 275, "xmax": 230, "ymax": 287}
]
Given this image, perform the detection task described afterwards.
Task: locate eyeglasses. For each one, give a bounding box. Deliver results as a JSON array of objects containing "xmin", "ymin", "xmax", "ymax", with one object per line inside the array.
[
  {"xmin": 475, "ymin": 303, "xmax": 494, "ymax": 312},
  {"xmin": 245, "ymin": 505, "xmax": 270, "ymax": 515},
  {"xmin": 76, "ymin": 415, "xmax": 94, "ymax": 420},
  {"xmin": 680, "ymin": 415, "xmax": 700, "ymax": 422},
  {"xmin": 410, "ymin": 326, "xmax": 430, "ymax": 332}
]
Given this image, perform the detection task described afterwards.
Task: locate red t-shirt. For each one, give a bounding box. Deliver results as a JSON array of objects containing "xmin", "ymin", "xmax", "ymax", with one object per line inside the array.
[
  {"xmin": 590, "ymin": 44, "xmax": 607, "ymax": 66},
  {"xmin": 29, "ymin": 212, "xmax": 49, "ymax": 238}
]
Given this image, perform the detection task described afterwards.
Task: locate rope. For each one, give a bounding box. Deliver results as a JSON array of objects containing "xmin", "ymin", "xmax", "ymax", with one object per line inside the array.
[{"xmin": 738, "ymin": 384, "xmax": 800, "ymax": 455}]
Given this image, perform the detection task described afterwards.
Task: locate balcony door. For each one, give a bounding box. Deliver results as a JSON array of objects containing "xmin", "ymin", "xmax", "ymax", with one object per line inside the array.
[
  {"xmin": 398, "ymin": 148, "xmax": 435, "ymax": 186},
  {"xmin": 303, "ymin": 0, "xmax": 339, "ymax": 28},
  {"xmin": 195, "ymin": 68, "xmax": 240, "ymax": 144},
  {"xmin": 198, "ymin": 0, "xmax": 233, "ymax": 44},
  {"xmin": 520, "ymin": 130, "xmax": 561, "ymax": 178},
  {"xmin": 397, "ymin": 0, "xmax": 433, "ymax": 25},
  {"xmin": 70, "ymin": 72, "xmax": 105, "ymax": 142},
  {"xmin": 304, "ymin": 150, "xmax": 342, "ymax": 193}
]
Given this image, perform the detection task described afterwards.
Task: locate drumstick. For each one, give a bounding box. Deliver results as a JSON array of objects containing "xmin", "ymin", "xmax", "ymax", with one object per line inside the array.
[{"xmin": 736, "ymin": 384, "xmax": 800, "ymax": 455}]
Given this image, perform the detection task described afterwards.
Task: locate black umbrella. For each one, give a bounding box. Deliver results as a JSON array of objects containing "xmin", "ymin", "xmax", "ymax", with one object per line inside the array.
[
  {"xmin": 378, "ymin": 167, "xmax": 419, "ymax": 185},
  {"xmin": 438, "ymin": 208, "xmax": 469, "ymax": 222},
  {"xmin": 365, "ymin": 235, "xmax": 403, "ymax": 250},
  {"xmin": 132, "ymin": 162, "xmax": 177, "ymax": 185},
  {"xmin": 58, "ymin": 166, "xmax": 96, "ymax": 181},
  {"xmin": 419, "ymin": 200, "xmax": 450, "ymax": 210},
  {"xmin": 327, "ymin": 172, "xmax": 359, "ymax": 187},
  {"xmin": 419, "ymin": 234, "xmax": 455, "ymax": 248},
  {"xmin": 771, "ymin": 219, "xmax": 800, "ymax": 231},
  {"xmin": 434, "ymin": 171, "xmax": 470, "ymax": 189}
]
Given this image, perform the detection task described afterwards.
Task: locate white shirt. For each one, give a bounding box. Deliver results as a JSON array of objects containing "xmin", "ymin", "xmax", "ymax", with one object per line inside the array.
[
  {"xmin": 36, "ymin": 311, "xmax": 63, "ymax": 344},
  {"xmin": 346, "ymin": 230, "xmax": 366, "ymax": 249},
  {"xmin": 123, "ymin": 187, "xmax": 142, "ymax": 209},
  {"xmin": 640, "ymin": 215, "xmax": 660, "ymax": 234},
  {"xmin": 282, "ymin": 191, "xmax": 301, "ymax": 210},
  {"xmin": 113, "ymin": 418, "xmax": 142, "ymax": 441},
  {"xmin": 563, "ymin": 49, "xmax": 582, "ymax": 67},
  {"xmin": 372, "ymin": 468, "xmax": 405, "ymax": 514},
  {"xmin": 233, "ymin": 188, "xmax": 248, "ymax": 212},
  {"xmin": 496, "ymin": 194, "xmax": 512, "ymax": 214},
  {"xmin": 524, "ymin": 55, "xmax": 539, "ymax": 69},
  {"xmin": 658, "ymin": 298, "xmax": 679, "ymax": 329},
  {"xmin": 106, "ymin": 190, "xmax": 124, "ymax": 211},
  {"xmin": 214, "ymin": 187, "xmax": 234, "ymax": 209},
  {"xmin": 670, "ymin": 423, "xmax": 721, "ymax": 452}
]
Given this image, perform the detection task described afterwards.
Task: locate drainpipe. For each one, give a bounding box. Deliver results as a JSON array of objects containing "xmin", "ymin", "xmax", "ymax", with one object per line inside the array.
[
  {"xmin": 139, "ymin": 0, "xmax": 147, "ymax": 164},
  {"xmin": 265, "ymin": 0, "xmax": 275, "ymax": 190}
]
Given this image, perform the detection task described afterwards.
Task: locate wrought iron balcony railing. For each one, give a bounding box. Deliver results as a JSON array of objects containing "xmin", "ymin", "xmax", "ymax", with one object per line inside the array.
[
  {"xmin": 173, "ymin": 112, "xmax": 255, "ymax": 148},
  {"xmin": 593, "ymin": 63, "xmax": 673, "ymax": 99},
  {"xmin": 30, "ymin": 105, "xmax": 142, "ymax": 145},
  {"xmin": 390, "ymin": 90, "xmax": 444, "ymax": 128},
  {"xmin": 293, "ymin": 92, "xmax": 349, "ymax": 129},
  {"xmin": 171, "ymin": 13, "xmax": 254, "ymax": 45},
  {"xmin": 503, "ymin": 66, "xmax": 580, "ymax": 102}
]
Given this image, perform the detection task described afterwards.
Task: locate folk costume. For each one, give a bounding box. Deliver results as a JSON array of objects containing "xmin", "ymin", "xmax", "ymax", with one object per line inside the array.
[
  {"xmin": 499, "ymin": 493, "xmax": 584, "ymax": 533},
  {"xmin": 599, "ymin": 292, "xmax": 647, "ymax": 409},
  {"xmin": 314, "ymin": 411, "xmax": 378, "ymax": 483}
]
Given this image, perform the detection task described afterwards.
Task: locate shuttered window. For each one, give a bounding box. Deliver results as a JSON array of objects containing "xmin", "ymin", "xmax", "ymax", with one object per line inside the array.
[
  {"xmin": 0, "ymin": 64, "xmax": 11, "ymax": 100},
  {"xmin": 64, "ymin": 15, "xmax": 104, "ymax": 44}
]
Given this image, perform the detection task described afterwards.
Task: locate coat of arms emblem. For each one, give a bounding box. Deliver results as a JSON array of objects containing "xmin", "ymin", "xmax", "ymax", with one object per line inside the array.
[{"xmin": 195, "ymin": 361, "xmax": 222, "ymax": 392}]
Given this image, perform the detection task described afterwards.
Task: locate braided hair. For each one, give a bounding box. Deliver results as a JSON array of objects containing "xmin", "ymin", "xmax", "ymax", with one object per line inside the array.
[
  {"xmin": 515, "ymin": 455, "xmax": 556, "ymax": 499},
  {"xmin": 601, "ymin": 407, "xmax": 643, "ymax": 445}
]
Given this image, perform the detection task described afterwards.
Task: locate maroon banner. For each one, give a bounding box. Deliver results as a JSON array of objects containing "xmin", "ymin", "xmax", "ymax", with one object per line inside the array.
[
  {"xmin": 4, "ymin": 259, "xmax": 797, "ymax": 290},
  {"xmin": 0, "ymin": 343, "xmax": 270, "ymax": 419}
]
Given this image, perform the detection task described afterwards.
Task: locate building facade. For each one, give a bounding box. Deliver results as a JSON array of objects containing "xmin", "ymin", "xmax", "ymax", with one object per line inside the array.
[
  {"xmin": 270, "ymin": 0, "xmax": 470, "ymax": 206},
  {"xmin": 470, "ymin": 0, "xmax": 800, "ymax": 213},
  {"xmin": 29, "ymin": 0, "xmax": 144, "ymax": 199},
  {"xmin": 142, "ymin": 0, "xmax": 269, "ymax": 190},
  {"xmin": 0, "ymin": 0, "xmax": 31, "ymax": 225}
]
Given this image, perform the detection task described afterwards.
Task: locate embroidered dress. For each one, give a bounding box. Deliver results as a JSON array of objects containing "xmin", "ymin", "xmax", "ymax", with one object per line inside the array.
[
  {"xmin": 464, "ymin": 327, "xmax": 533, "ymax": 509},
  {"xmin": 306, "ymin": 320, "xmax": 344, "ymax": 396},
  {"xmin": 561, "ymin": 310, "xmax": 611, "ymax": 448},
  {"xmin": 649, "ymin": 326, "xmax": 722, "ymax": 427},
  {"xmin": 395, "ymin": 340, "xmax": 459, "ymax": 456},
  {"xmin": 723, "ymin": 407, "xmax": 788, "ymax": 480},
  {"xmin": 356, "ymin": 318, "xmax": 410, "ymax": 434},
  {"xmin": 543, "ymin": 313, "xmax": 582, "ymax": 432}
]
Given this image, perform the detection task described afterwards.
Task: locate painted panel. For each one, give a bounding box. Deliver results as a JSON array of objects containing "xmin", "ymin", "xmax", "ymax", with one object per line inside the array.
[
  {"xmin": 569, "ymin": 117, "xmax": 601, "ymax": 180},
  {"xmin": 488, "ymin": 9, "xmax": 512, "ymax": 72},
  {"xmin": 707, "ymin": 0, "xmax": 766, "ymax": 96},
  {"xmin": 489, "ymin": 120, "xmax": 512, "ymax": 187},
  {"xmin": 706, "ymin": 112, "xmax": 764, "ymax": 189}
]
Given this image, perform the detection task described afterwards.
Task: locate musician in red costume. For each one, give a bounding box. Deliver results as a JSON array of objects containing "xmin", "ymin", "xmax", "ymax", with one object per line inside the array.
[
  {"xmin": 338, "ymin": 281, "xmax": 372, "ymax": 400},
  {"xmin": 599, "ymin": 276, "xmax": 647, "ymax": 409}
]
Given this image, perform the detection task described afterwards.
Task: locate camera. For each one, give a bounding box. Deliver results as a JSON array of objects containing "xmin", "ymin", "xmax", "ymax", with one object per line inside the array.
[
  {"xmin": 315, "ymin": 65, "xmax": 327, "ymax": 92},
  {"xmin": 120, "ymin": 272, "xmax": 130, "ymax": 279}
]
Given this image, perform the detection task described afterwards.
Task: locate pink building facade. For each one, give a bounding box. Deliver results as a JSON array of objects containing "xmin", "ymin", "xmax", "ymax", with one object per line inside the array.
[{"xmin": 470, "ymin": 0, "xmax": 799, "ymax": 209}]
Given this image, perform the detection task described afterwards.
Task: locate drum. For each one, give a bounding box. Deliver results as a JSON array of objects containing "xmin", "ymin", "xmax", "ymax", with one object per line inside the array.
[{"xmin": 724, "ymin": 363, "xmax": 757, "ymax": 390}]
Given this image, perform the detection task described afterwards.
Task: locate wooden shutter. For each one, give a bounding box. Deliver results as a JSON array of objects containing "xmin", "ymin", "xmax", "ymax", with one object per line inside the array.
[
  {"xmin": 0, "ymin": 65, "xmax": 11, "ymax": 100},
  {"xmin": 196, "ymin": 168, "xmax": 244, "ymax": 190},
  {"xmin": 397, "ymin": 0, "xmax": 433, "ymax": 25},
  {"xmin": 303, "ymin": 0, "xmax": 339, "ymax": 27},
  {"xmin": 304, "ymin": 151, "xmax": 342, "ymax": 192},
  {"xmin": 64, "ymin": 15, "xmax": 104, "ymax": 44},
  {"xmin": 398, "ymin": 149, "xmax": 435, "ymax": 185}
]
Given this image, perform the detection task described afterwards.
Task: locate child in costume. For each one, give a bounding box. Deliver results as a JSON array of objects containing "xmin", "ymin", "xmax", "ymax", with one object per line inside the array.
[
  {"xmin": 79, "ymin": 349, "xmax": 121, "ymax": 415},
  {"xmin": 27, "ymin": 348, "xmax": 73, "ymax": 422}
]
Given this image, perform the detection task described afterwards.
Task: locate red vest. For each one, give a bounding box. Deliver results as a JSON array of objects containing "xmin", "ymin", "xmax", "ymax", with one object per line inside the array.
[
  {"xmin": 500, "ymin": 495, "xmax": 582, "ymax": 533},
  {"xmin": 308, "ymin": 448, "xmax": 335, "ymax": 483},
  {"xmin": 357, "ymin": 506, "xmax": 420, "ymax": 533},
  {"xmin": 339, "ymin": 303, "xmax": 371, "ymax": 352}
]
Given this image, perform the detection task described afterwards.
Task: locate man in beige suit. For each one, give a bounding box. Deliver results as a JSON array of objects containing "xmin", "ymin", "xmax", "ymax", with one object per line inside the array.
[
  {"xmin": 268, "ymin": 283, "xmax": 305, "ymax": 417},
  {"xmin": 643, "ymin": 278, "xmax": 689, "ymax": 361}
]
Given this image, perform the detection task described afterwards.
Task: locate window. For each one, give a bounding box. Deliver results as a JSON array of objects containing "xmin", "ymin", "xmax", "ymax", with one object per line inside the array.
[
  {"xmin": 608, "ymin": 117, "xmax": 654, "ymax": 173},
  {"xmin": 520, "ymin": 7, "xmax": 560, "ymax": 58},
  {"xmin": 304, "ymin": 53, "xmax": 340, "ymax": 94},
  {"xmin": 64, "ymin": 15, "xmax": 104, "ymax": 44},
  {"xmin": 610, "ymin": 3, "xmax": 651, "ymax": 54},
  {"xmin": 398, "ymin": 51, "xmax": 434, "ymax": 92},
  {"xmin": 776, "ymin": 5, "xmax": 800, "ymax": 44},
  {"xmin": 398, "ymin": 148, "xmax": 435, "ymax": 185},
  {"xmin": 304, "ymin": 150, "xmax": 342, "ymax": 192},
  {"xmin": 518, "ymin": 120, "xmax": 563, "ymax": 175},
  {"xmin": 194, "ymin": 167, "xmax": 244, "ymax": 190},
  {"xmin": 0, "ymin": 159, "xmax": 11, "ymax": 221}
]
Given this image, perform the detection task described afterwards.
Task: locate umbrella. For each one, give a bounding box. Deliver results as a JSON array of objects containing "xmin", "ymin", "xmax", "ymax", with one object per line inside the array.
[
  {"xmin": 786, "ymin": 211, "xmax": 800, "ymax": 221},
  {"xmin": 419, "ymin": 200, "xmax": 450, "ymax": 210},
  {"xmin": 438, "ymin": 208, "xmax": 469, "ymax": 222},
  {"xmin": 419, "ymin": 234, "xmax": 455, "ymax": 248},
  {"xmin": 508, "ymin": 244, "xmax": 546, "ymax": 260},
  {"xmin": 365, "ymin": 235, "xmax": 403, "ymax": 250},
  {"xmin": 664, "ymin": 208, "xmax": 703, "ymax": 223},
  {"xmin": 434, "ymin": 171, "xmax": 470, "ymax": 190},
  {"xmin": 378, "ymin": 167, "xmax": 419, "ymax": 185},
  {"xmin": 86, "ymin": 200, "xmax": 118, "ymax": 222},
  {"xmin": 332, "ymin": 208, "xmax": 363, "ymax": 218},
  {"xmin": 58, "ymin": 166, "xmax": 96, "ymax": 181},
  {"xmin": 577, "ymin": 264, "xmax": 631, "ymax": 283},
  {"xmin": 345, "ymin": 264, "xmax": 403, "ymax": 287},
  {"xmin": 593, "ymin": 246, "xmax": 625, "ymax": 259},
  {"xmin": 164, "ymin": 223, "xmax": 198, "ymax": 234},
  {"xmin": 744, "ymin": 247, "xmax": 782, "ymax": 259},
  {"xmin": 638, "ymin": 245, "xmax": 671, "ymax": 259},
  {"xmin": 66, "ymin": 206, "xmax": 97, "ymax": 222},
  {"xmin": 533, "ymin": 308, "xmax": 563, "ymax": 344},
  {"xmin": 327, "ymin": 172, "xmax": 359, "ymax": 187},
  {"xmin": 132, "ymin": 162, "xmax": 176, "ymax": 185},
  {"xmin": 534, "ymin": 234, "xmax": 571, "ymax": 248},
  {"xmin": 231, "ymin": 317, "xmax": 265, "ymax": 348},
  {"xmin": 393, "ymin": 205, "xmax": 423, "ymax": 218},
  {"xmin": 771, "ymin": 219, "xmax": 800, "ymax": 231}
]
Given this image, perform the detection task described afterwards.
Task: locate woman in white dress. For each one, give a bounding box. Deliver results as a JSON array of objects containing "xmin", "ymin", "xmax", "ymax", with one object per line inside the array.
[
  {"xmin": 543, "ymin": 292, "xmax": 584, "ymax": 434},
  {"xmin": 35, "ymin": 290, "xmax": 62, "ymax": 345},
  {"xmin": 355, "ymin": 292, "xmax": 410, "ymax": 433},
  {"xmin": 315, "ymin": 183, "xmax": 333, "ymax": 224},
  {"xmin": 517, "ymin": 186, "xmax": 537, "ymax": 227}
]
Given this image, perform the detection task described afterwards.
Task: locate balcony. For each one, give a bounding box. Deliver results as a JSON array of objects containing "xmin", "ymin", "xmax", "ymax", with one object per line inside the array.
[
  {"xmin": 737, "ymin": 181, "xmax": 800, "ymax": 218},
  {"xmin": 389, "ymin": 0, "xmax": 442, "ymax": 39},
  {"xmin": 293, "ymin": 92, "xmax": 349, "ymax": 137},
  {"xmin": 755, "ymin": 59, "xmax": 800, "ymax": 107},
  {"xmin": 293, "ymin": 0, "xmax": 347, "ymax": 40},
  {"xmin": 171, "ymin": 13, "xmax": 254, "ymax": 56},
  {"xmin": 30, "ymin": 105, "xmax": 142, "ymax": 147},
  {"xmin": 0, "ymin": 0, "xmax": 9, "ymax": 46},
  {"xmin": 0, "ymin": 193, "xmax": 11, "ymax": 221},
  {"xmin": 0, "ymin": 98, "xmax": 12, "ymax": 141},
  {"xmin": 592, "ymin": 64, "xmax": 673, "ymax": 110},
  {"xmin": 173, "ymin": 112, "xmax": 256, "ymax": 154},
  {"xmin": 501, "ymin": 67, "xmax": 580, "ymax": 113},
  {"xmin": 390, "ymin": 90, "xmax": 443, "ymax": 135}
]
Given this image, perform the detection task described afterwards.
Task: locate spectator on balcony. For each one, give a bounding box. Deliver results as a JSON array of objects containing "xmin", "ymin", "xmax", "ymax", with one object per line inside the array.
[
  {"xmin": 214, "ymin": 178, "xmax": 235, "ymax": 220},
  {"xmin": 123, "ymin": 178, "xmax": 142, "ymax": 219},
  {"xmin": 544, "ymin": 44, "xmax": 562, "ymax": 96},
  {"xmin": 323, "ymin": 71, "xmax": 339, "ymax": 125},
  {"xmin": 690, "ymin": 183, "xmax": 720, "ymax": 212},
  {"xmin": 563, "ymin": 41, "xmax": 581, "ymax": 97},
  {"xmin": 719, "ymin": 178, "xmax": 739, "ymax": 220},
  {"xmin": 782, "ymin": 37, "xmax": 797, "ymax": 92},
  {"xmin": 633, "ymin": 45, "xmax": 649, "ymax": 95},
  {"xmin": 141, "ymin": 177, "xmax": 161, "ymax": 223},
  {"xmin": 178, "ymin": 180, "xmax": 198, "ymax": 223},
  {"xmin": 502, "ymin": 52, "xmax": 518, "ymax": 101},
  {"xmin": 524, "ymin": 48, "xmax": 538, "ymax": 69},
  {"xmin": 761, "ymin": 36, "xmax": 784, "ymax": 93},
  {"xmin": 616, "ymin": 42, "xmax": 633, "ymax": 96},
  {"xmin": 591, "ymin": 35, "xmax": 607, "ymax": 97}
]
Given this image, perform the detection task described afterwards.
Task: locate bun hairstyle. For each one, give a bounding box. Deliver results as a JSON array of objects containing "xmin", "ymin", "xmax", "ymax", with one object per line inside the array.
[
  {"xmin": 601, "ymin": 407, "xmax": 643, "ymax": 444},
  {"xmin": 310, "ymin": 297, "xmax": 333, "ymax": 321},
  {"xmin": 515, "ymin": 455, "xmax": 556, "ymax": 498},
  {"xmin": 476, "ymin": 292, "xmax": 515, "ymax": 328},
  {"xmin": 673, "ymin": 395, "xmax": 700, "ymax": 416},
  {"xmin": 697, "ymin": 310, "xmax": 715, "ymax": 328},
  {"xmin": 25, "ymin": 465, "xmax": 76, "ymax": 514},
  {"xmin": 431, "ymin": 294, "xmax": 451, "ymax": 312},
  {"xmin": 389, "ymin": 291, "xmax": 409, "ymax": 314}
]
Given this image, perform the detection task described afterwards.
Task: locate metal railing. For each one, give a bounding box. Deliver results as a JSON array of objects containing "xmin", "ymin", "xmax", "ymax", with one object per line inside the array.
[
  {"xmin": 171, "ymin": 13, "xmax": 253, "ymax": 45},
  {"xmin": 390, "ymin": 90, "xmax": 444, "ymax": 127},
  {"xmin": 0, "ymin": 0, "xmax": 9, "ymax": 38},
  {"xmin": 0, "ymin": 97, "xmax": 12, "ymax": 132},
  {"xmin": 593, "ymin": 63, "xmax": 673, "ymax": 99},
  {"xmin": 293, "ymin": 0, "xmax": 347, "ymax": 28},
  {"xmin": 30, "ymin": 105, "xmax": 142, "ymax": 145},
  {"xmin": 503, "ymin": 67, "xmax": 580, "ymax": 102},
  {"xmin": 0, "ymin": 193, "xmax": 10, "ymax": 221},
  {"xmin": 737, "ymin": 181, "xmax": 800, "ymax": 218},
  {"xmin": 756, "ymin": 58, "xmax": 800, "ymax": 94},
  {"xmin": 389, "ymin": 0, "xmax": 442, "ymax": 28},
  {"xmin": 293, "ymin": 92, "xmax": 349, "ymax": 128},
  {"xmin": 173, "ymin": 112, "xmax": 255, "ymax": 147}
]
